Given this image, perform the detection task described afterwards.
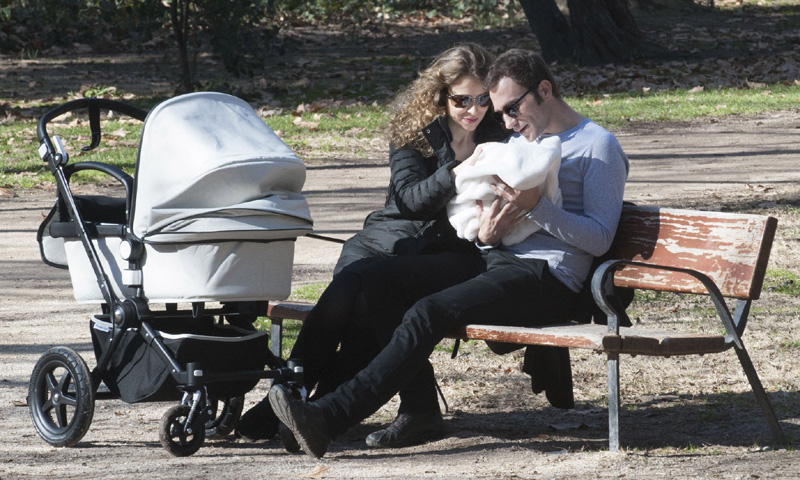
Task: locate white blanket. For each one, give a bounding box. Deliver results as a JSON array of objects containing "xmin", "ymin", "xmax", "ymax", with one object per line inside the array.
[{"xmin": 447, "ymin": 136, "xmax": 562, "ymax": 246}]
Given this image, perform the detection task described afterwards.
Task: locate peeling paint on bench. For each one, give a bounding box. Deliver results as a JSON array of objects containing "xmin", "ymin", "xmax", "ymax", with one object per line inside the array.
[{"xmin": 611, "ymin": 207, "xmax": 776, "ymax": 299}]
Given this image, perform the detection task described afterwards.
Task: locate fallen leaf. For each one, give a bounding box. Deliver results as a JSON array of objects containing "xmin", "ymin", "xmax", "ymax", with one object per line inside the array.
[
  {"xmin": 292, "ymin": 78, "xmax": 312, "ymax": 88},
  {"xmin": 292, "ymin": 117, "xmax": 319, "ymax": 129},
  {"xmin": 299, "ymin": 465, "xmax": 330, "ymax": 479}
]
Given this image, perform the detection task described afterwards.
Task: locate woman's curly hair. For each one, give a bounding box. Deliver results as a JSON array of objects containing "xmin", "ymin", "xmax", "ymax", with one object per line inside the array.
[{"xmin": 388, "ymin": 43, "xmax": 495, "ymax": 156}]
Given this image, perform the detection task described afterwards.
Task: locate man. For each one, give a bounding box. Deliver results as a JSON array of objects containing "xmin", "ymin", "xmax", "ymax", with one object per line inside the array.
[{"xmin": 269, "ymin": 49, "xmax": 630, "ymax": 459}]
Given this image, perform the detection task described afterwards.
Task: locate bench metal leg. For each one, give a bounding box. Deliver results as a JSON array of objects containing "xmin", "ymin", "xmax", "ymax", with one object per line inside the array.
[
  {"xmin": 269, "ymin": 317, "xmax": 284, "ymax": 359},
  {"xmin": 608, "ymin": 352, "xmax": 620, "ymax": 452},
  {"xmin": 734, "ymin": 343, "xmax": 787, "ymax": 444}
]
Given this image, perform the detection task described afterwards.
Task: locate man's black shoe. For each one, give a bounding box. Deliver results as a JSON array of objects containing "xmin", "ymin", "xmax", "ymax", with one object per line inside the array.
[
  {"xmin": 365, "ymin": 411, "xmax": 444, "ymax": 448},
  {"xmin": 269, "ymin": 384, "xmax": 332, "ymax": 459},
  {"xmin": 278, "ymin": 422, "xmax": 301, "ymax": 453},
  {"xmin": 235, "ymin": 395, "xmax": 279, "ymax": 440}
]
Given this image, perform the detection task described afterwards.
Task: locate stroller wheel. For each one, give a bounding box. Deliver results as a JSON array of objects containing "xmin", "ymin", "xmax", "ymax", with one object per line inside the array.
[
  {"xmin": 160, "ymin": 404, "xmax": 206, "ymax": 456},
  {"xmin": 205, "ymin": 396, "xmax": 244, "ymax": 438},
  {"xmin": 28, "ymin": 347, "xmax": 95, "ymax": 447}
]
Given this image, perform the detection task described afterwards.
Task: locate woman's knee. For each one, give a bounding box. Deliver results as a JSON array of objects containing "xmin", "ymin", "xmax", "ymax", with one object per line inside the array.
[{"xmin": 403, "ymin": 296, "xmax": 460, "ymax": 340}]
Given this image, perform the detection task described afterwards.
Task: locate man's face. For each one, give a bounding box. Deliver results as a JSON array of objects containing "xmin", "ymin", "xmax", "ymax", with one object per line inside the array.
[{"xmin": 489, "ymin": 77, "xmax": 550, "ymax": 142}]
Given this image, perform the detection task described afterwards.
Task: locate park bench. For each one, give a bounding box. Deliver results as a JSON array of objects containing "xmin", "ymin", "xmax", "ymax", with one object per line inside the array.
[{"xmin": 264, "ymin": 204, "xmax": 787, "ymax": 451}]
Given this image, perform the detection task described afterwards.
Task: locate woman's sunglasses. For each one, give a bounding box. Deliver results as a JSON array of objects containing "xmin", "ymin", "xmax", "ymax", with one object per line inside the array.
[
  {"xmin": 492, "ymin": 88, "xmax": 531, "ymax": 122},
  {"xmin": 447, "ymin": 92, "xmax": 491, "ymax": 108}
]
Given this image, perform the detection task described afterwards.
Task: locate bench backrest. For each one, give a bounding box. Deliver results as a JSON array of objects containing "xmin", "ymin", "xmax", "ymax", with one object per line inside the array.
[{"xmin": 611, "ymin": 205, "xmax": 777, "ymax": 300}]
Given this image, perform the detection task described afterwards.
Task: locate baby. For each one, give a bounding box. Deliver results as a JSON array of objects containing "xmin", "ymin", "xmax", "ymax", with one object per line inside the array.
[{"xmin": 447, "ymin": 135, "xmax": 562, "ymax": 246}]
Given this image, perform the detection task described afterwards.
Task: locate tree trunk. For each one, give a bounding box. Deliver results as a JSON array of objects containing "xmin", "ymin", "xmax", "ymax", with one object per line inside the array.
[
  {"xmin": 566, "ymin": 0, "xmax": 641, "ymax": 65},
  {"xmin": 169, "ymin": 0, "xmax": 194, "ymax": 93},
  {"xmin": 603, "ymin": 0, "xmax": 642, "ymax": 37},
  {"xmin": 518, "ymin": 0, "xmax": 575, "ymax": 63},
  {"xmin": 518, "ymin": 0, "xmax": 642, "ymax": 66}
]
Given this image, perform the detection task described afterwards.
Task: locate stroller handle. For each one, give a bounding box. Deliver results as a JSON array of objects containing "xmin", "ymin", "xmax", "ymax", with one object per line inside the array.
[
  {"xmin": 37, "ymin": 98, "xmax": 149, "ymax": 169},
  {"xmin": 64, "ymin": 161, "xmax": 135, "ymax": 219}
]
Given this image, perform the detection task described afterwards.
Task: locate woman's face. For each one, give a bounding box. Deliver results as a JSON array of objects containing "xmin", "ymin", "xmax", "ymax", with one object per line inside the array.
[{"xmin": 445, "ymin": 75, "xmax": 490, "ymax": 135}]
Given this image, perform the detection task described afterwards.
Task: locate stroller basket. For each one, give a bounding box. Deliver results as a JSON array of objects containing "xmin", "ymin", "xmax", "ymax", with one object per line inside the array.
[{"xmin": 90, "ymin": 316, "xmax": 270, "ymax": 403}]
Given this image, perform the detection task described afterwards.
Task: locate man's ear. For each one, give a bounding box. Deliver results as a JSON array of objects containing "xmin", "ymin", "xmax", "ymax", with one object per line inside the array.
[{"xmin": 538, "ymin": 80, "xmax": 553, "ymax": 100}]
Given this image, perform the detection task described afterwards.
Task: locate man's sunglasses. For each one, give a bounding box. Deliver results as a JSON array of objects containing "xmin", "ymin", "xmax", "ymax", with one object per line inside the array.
[
  {"xmin": 492, "ymin": 88, "xmax": 531, "ymax": 122},
  {"xmin": 447, "ymin": 92, "xmax": 491, "ymax": 108}
]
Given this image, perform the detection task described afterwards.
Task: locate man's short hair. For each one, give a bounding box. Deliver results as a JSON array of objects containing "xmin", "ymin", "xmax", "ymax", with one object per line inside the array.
[{"xmin": 485, "ymin": 49, "xmax": 561, "ymax": 99}]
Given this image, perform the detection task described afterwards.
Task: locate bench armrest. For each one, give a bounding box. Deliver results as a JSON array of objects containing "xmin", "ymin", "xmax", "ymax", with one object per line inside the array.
[{"xmin": 591, "ymin": 259, "xmax": 743, "ymax": 349}]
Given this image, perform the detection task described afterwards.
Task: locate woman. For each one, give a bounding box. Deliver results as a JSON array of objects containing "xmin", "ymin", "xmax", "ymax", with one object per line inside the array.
[{"xmin": 237, "ymin": 43, "xmax": 507, "ymax": 449}]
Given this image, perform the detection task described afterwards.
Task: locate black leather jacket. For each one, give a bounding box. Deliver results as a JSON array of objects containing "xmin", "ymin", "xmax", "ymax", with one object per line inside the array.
[{"xmin": 333, "ymin": 115, "xmax": 508, "ymax": 274}]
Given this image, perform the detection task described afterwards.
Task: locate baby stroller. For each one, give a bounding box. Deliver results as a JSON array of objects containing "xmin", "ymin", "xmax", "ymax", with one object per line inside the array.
[{"xmin": 30, "ymin": 92, "xmax": 313, "ymax": 456}]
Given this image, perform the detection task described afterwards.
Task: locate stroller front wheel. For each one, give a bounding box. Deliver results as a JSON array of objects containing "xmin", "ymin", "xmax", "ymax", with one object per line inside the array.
[
  {"xmin": 28, "ymin": 347, "xmax": 95, "ymax": 447},
  {"xmin": 205, "ymin": 395, "xmax": 244, "ymax": 438},
  {"xmin": 160, "ymin": 404, "xmax": 206, "ymax": 456}
]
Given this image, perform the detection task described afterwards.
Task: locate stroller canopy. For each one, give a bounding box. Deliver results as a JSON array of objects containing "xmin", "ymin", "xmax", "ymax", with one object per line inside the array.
[{"xmin": 132, "ymin": 92, "xmax": 313, "ymax": 243}]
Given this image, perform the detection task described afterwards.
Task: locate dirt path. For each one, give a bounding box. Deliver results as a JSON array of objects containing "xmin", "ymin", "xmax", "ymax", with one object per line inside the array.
[{"xmin": 2, "ymin": 112, "xmax": 800, "ymax": 479}]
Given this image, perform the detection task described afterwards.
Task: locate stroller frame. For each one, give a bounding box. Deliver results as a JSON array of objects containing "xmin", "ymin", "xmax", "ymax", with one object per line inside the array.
[{"xmin": 29, "ymin": 98, "xmax": 304, "ymax": 456}]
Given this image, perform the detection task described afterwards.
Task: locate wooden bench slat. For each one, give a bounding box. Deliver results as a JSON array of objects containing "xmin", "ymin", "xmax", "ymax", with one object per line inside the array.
[
  {"xmin": 266, "ymin": 304, "xmax": 729, "ymax": 357},
  {"xmin": 612, "ymin": 207, "xmax": 777, "ymax": 299},
  {"xmin": 266, "ymin": 300, "xmax": 313, "ymax": 320},
  {"xmin": 460, "ymin": 323, "xmax": 727, "ymax": 356},
  {"xmin": 602, "ymin": 328, "xmax": 727, "ymax": 356},
  {"xmin": 460, "ymin": 323, "xmax": 605, "ymax": 350}
]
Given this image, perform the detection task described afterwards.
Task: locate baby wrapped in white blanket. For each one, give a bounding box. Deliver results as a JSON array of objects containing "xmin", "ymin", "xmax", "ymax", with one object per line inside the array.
[{"xmin": 447, "ymin": 136, "xmax": 562, "ymax": 246}]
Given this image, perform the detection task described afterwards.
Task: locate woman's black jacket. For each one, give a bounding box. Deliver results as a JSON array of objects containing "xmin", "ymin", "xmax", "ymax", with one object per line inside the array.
[{"xmin": 333, "ymin": 115, "xmax": 508, "ymax": 274}]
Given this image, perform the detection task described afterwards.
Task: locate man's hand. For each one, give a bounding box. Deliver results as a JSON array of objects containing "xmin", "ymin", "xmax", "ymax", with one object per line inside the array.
[
  {"xmin": 490, "ymin": 176, "xmax": 541, "ymax": 212},
  {"xmin": 476, "ymin": 181, "xmax": 541, "ymax": 246}
]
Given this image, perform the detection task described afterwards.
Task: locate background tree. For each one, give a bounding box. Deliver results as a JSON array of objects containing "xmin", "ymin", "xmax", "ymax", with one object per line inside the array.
[
  {"xmin": 169, "ymin": 0, "xmax": 193, "ymax": 93},
  {"xmin": 518, "ymin": 0, "xmax": 643, "ymax": 65},
  {"xmin": 168, "ymin": 0, "xmax": 279, "ymax": 93}
]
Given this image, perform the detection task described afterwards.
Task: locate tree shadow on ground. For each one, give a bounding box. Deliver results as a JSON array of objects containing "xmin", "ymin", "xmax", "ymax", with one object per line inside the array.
[{"xmin": 330, "ymin": 389, "xmax": 798, "ymax": 458}]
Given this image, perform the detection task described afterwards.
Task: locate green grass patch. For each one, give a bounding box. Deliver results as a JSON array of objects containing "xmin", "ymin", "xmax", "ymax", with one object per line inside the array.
[
  {"xmin": 251, "ymin": 282, "xmax": 327, "ymax": 356},
  {"xmin": 764, "ymin": 268, "xmax": 800, "ymax": 295},
  {"xmin": 779, "ymin": 339, "xmax": 800, "ymax": 350},
  {"xmin": 682, "ymin": 442, "xmax": 702, "ymax": 453},
  {"xmin": 4, "ymin": 84, "xmax": 799, "ymax": 189},
  {"xmin": 264, "ymin": 105, "xmax": 388, "ymax": 135},
  {"xmin": 570, "ymin": 84, "xmax": 800, "ymax": 129},
  {"xmin": 288, "ymin": 283, "xmax": 327, "ymax": 303},
  {"xmin": 0, "ymin": 119, "xmax": 142, "ymax": 188}
]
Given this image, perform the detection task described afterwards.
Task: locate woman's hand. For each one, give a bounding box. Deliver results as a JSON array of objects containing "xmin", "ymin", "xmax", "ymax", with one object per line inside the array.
[{"xmin": 451, "ymin": 145, "xmax": 483, "ymax": 178}]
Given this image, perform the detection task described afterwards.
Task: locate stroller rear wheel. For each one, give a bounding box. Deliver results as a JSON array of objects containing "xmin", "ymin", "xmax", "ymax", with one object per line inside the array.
[
  {"xmin": 160, "ymin": 404, "xmax": 206, "ymax": 456},
  {"xmin": 205, "ymin": 396, "xmax": 244, "ymax": 438},
  {"xmin": 28, "ymin": 347, "xmax": 95, "ymax": 447}
]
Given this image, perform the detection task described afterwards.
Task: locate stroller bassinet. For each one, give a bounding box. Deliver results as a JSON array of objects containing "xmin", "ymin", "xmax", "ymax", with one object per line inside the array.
[
  {"xmin": 29, "ymin": 93, "xmax": 311, "ymax": 456},
  {"xmin": 40, "ymin": 92, "xmax": 313, "ymax": 303}
]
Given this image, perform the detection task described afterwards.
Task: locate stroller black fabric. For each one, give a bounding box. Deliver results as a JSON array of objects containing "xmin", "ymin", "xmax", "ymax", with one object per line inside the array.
[
  {"xmin": 70, "ymin": 195, "xmax": 127, "ymax": 224},
  {"xmin": 91, "ymin": 317, "xmax": 270, "ymax": 403}
]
